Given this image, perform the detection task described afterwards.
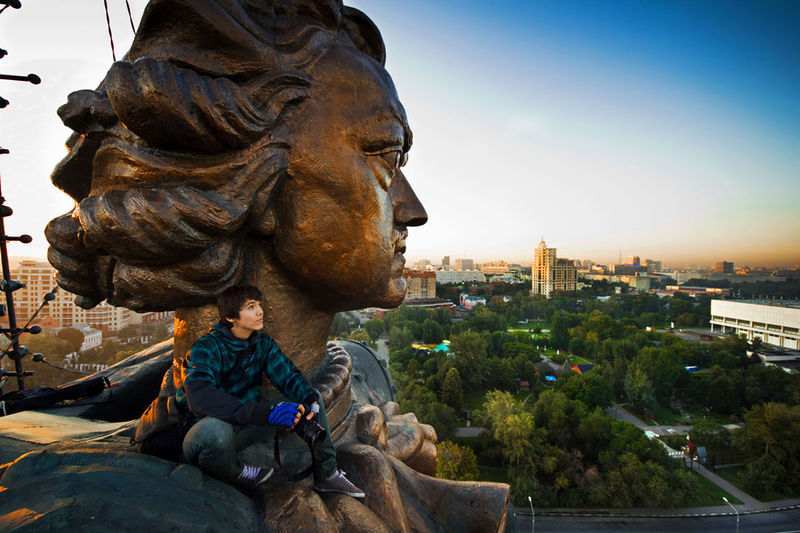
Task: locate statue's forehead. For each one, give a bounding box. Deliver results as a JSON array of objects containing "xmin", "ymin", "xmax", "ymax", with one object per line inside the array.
[{"xmin": 307, "ymin": 46, "xmax": 407, "ymax": 127}]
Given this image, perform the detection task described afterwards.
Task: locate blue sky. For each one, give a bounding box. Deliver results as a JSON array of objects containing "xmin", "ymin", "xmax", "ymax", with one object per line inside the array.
[{"xmin": 1, "ymin": 0, "xmax": 798, "ymax": 267}]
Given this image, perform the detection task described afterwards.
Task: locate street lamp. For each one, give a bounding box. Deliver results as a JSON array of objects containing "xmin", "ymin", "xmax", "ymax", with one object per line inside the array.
[
  {"xmin": 722, "ymin": 497, "xmax": 739, "ymax": 533},
  {"xmin": 527, "ymin": 495, "xmax": 534, "ymax": 532}
]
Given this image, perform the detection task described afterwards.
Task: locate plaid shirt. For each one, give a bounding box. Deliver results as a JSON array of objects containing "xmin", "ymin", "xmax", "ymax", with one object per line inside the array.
[{"xmin": 176, "ymin": 323, "xmax": 316, "ymax": 423}]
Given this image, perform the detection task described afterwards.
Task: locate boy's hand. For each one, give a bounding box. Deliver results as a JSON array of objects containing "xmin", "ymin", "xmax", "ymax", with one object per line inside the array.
[
  {"xmin": 267, "ymin": 402, "xmax": 304, "ymax": 428},
  {"xmin": 305, "ymin": 402, "xmax": 320, "ymax": 421}
]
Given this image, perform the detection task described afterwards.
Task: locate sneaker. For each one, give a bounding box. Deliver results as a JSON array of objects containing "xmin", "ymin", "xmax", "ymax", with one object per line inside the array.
[
  {"xmin": 235, "ymin": 464, "xmax": 274, "ymax": 490},
  {"xmin": 314, "ymin": 470, "xmax": 365, "ymax": 498}
]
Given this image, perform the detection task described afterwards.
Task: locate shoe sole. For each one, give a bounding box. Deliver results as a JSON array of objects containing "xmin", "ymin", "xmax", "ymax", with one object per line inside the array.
[
  {"xmin": 313, "ymin": 487, "xmax": 365, "ymax": 498},
  {"xmin": 253, "ymin": 467, "xmax": 274, "ymax": 488}
]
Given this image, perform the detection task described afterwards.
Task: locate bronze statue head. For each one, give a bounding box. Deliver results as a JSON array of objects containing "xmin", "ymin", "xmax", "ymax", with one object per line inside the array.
[{"xmin": 46, "ymin": 0, "xmax": 427, "ymax": 315}]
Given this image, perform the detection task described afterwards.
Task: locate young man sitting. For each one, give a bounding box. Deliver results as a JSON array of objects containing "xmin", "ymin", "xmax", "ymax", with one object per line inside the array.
[{"xmin": 176, "ymin": 284, "xmax": 364, "ymax": 496}]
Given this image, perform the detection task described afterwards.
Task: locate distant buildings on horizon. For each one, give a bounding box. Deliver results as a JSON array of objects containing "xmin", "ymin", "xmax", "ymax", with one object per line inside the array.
[{"xmin": 6, "ymin": 259, "xmax": 173, "ymax": 333}]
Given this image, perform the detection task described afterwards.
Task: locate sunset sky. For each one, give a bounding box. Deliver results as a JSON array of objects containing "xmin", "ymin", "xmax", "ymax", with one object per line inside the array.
[{"xmin": 1, "ymin": 0, "xmax": 798, "ymax": 267}]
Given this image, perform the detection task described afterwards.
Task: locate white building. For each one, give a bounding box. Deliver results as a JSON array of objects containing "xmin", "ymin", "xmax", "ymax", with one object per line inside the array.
[
  {"xmin": 435, "ymin": 270, "xmax": 485, "ymax": 284},
  {"xmin": 710, "ymin": 300, "xmax": 800, "ymax": 350},
  {"xmin": 75, "ymin": 324, "xmax": 103, "ymax": 351}
]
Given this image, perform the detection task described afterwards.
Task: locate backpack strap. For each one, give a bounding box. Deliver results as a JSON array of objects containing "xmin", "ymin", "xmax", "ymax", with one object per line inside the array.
[{"xmin": 273, "ymin": 430, "xmax": 315, "ymax": 482}]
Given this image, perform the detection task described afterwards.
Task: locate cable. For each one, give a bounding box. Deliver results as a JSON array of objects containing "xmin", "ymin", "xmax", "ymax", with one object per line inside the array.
[
  {"xmin": 38, "ymin": 359, "xmax": 92, "ymax": 374},
  {"xmin": 103, "ymin": 0, "xmax": 116, "ymax": 61},
  {"xmin": 0, "ymin": 289, "xmax": 57, "ymax": 360},
  {"xmin": 125, "ymin": 0, "xmax": 136, "ymax": 34}
]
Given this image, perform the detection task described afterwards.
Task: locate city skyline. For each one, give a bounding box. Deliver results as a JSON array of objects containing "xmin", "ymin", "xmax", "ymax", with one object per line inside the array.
[{"xmin": 0, "ymin": 1, "xmax": 798, "ymax": 267}]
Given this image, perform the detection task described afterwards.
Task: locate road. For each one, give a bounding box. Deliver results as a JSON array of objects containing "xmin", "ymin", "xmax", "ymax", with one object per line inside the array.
[
  {"xmin": 515, "ymin": 507, "xmax": 800, "ymax": 532},
  {"xmin": 606, "ymin": 404, "xmax": 759, "ymax": 506}
]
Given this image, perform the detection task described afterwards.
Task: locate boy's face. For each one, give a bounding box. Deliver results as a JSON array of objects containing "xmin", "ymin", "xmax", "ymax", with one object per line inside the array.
[{"xmin": 229, "ymin": 298, "xmax": 264, "ymax": 335}]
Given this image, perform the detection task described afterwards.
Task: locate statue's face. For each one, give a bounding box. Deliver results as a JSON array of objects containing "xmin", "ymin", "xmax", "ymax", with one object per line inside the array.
[{"xmin": 275, "ymin": 46, "xmax": 427, "ymax": 309}]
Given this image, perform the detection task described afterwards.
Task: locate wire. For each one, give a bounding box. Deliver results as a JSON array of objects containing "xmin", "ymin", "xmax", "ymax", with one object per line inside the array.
[
  {"xmin": 125, "ymin": 0, "xmax": 136, "ymax": 34},
  {"xmin": 103, "ymin": 0, "xmax": 116, "ymax": 61},
  {"xmin": 38, "ymin": 359, "xmax": 92, "ymax": 374},
  {"xmin": 0, "ymin": 289, "xmax": 57, "ymax": 361}
]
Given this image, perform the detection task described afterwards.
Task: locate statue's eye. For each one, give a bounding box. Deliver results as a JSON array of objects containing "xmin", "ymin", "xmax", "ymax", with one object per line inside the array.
[{"xmin": 365, "ymin": 146, "xmax": 405, "ymax": 189}]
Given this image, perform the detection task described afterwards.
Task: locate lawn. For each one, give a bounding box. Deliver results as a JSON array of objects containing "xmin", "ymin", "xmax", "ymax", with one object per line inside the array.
[
  {"xmin": 624, "ymin": 402, "xmax": 691, "ymax": 426},
  {"xmin": 464, "ymin": 389, "xmax": 486, "ymax": 412},
  {"xmin": 477, "ymin": 466, "xmax": 508, "ymax": 484},
  {"xmin": 475, "ymin": 465, "xmax": 744, "ymax": 508},
  {"xmin": 715, "ymin": 466, "xmax": 800, "ymax": 501},
  {"xmin": 565, "ymin": 354, "xmax": 593, "ymax": 365},
  {"xmin": 463, "ymin": 389, "xmax": 532, "ymax": 415},
  {"xmin": 686, "ymin": 470, "xmax": 744, "ymax": 506}
]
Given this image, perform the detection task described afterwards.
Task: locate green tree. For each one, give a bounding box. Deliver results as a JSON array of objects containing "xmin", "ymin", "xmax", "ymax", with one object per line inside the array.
[
  {"xmin": 435, "ymin": 441, "xmax": 478, "ymax": 481},
  {"xmin": 567, "ymin": 337, "xmax": 584, "ymax": 355},
  {"xmin": 422, "ymin": 319, "xmax": 444, "ymax": 344},
  {"xmin": 734, "ymin": 402, "xmax": 800, "ymax": 496},
  {"xmin": 55, "ymin": 327, "xmax": 84, "ymax": 354},
  {"xmin": 556, "ymin": 371, "xmax": 613, "ymax": 410},
  {"xmin": 153, "ymin": 323, "xmax": 170, "ymax": 341},
  {"xmin": 441, "ymin": 367, "xmax": 464, "ymax": 410},
  {"xmin": 623, "ymin": 367, "xmax": 656, "ymax": 413},
  {"xmin": 329, "ymin": 313, "xmax": 353, "ymax": 337},
  {"xmin": 450, "ymin": 329, "xmax": 488, "ymax": 389},
  {"xmin": 399, "ymin": 383, "xmax": 456, "ymax": 440},
  {"xmin": 389, "ymin": 326, "xmax": 413, "ymax": 348},
  {"xmin": 689, "ymin": 419, "xmax": 731, "ymax": 448},
  {"xmin": 117, "ymin": 325, "xmax": 139, "ymax": 342},
  {"xmin": 23, "ymin": 331, "xmax": 71, "ymax": 359},
  {"xmin": 483, "ymin": 390, "xmax": 541, "ymax": 468},
  {"xmin": 406, "ymin": 358, "xmax": 421, "ymax": 377},
  {"xmin": 364, "ymin": 319, "xmax": 385, "ymax": 341}
]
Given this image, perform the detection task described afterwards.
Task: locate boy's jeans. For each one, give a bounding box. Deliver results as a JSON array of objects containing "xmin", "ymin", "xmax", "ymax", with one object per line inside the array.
[{"xmin": 182, "ymin": 392, "xmax": 337, "ymax": 484}]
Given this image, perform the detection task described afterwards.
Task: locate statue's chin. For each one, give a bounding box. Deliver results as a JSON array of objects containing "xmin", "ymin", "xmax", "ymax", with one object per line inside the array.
[{"xmin": 371, "ymin": 277, "xmax": 407, "ymax": 309}]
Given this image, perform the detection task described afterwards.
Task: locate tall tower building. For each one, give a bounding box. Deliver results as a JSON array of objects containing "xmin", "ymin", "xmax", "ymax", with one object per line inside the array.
[{"xmin": 531, "ymin": 239, "xmax": 576, "ymax": 297}]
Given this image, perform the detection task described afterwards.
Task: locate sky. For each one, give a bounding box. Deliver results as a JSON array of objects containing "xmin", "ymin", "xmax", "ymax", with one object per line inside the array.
[{"xmin": 1, "ymin": 0, "xmax": 798, "ymax": 268}]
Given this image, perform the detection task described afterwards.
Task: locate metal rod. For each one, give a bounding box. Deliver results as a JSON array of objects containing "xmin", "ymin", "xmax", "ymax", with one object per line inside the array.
[
  {"xmin": 0, "ymin": 179, "xmax": 24, "ymax": 391},
  {"xmin": 0, "ymin": 73, "xmax": 40, "ymax": 84}
]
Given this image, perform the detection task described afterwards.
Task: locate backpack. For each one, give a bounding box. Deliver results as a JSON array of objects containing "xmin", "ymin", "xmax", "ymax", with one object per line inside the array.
[
  {"xmin": 0, "ymin": 377, "xmax": 108, "ymax": 416},
  {"xmin": 132, "ymin": 394, "xmax": 194, "ymax": 461}
]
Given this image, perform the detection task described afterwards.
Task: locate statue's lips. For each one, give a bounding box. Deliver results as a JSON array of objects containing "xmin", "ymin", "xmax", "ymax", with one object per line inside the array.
[{"xmin": 391, "ymin": 251, "xmax": 405, "ymax": 277}]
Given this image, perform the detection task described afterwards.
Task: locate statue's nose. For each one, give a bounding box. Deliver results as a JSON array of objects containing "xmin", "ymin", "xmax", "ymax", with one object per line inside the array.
[{"xmin": 391, "ymin": 169, "xmax": 427, "ymax": 227}]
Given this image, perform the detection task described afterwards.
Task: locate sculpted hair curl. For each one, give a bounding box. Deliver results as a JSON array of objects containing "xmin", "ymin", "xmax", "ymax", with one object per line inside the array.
[{"xmin": 45, "ymin": 0, "xmax": 385, "ymax": 311}]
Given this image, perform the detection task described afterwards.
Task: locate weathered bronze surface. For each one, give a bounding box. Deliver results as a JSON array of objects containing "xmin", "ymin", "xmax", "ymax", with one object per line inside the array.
[{"xmin": 42, "ymin": 0, "xmax": 509, "ymax": 530}]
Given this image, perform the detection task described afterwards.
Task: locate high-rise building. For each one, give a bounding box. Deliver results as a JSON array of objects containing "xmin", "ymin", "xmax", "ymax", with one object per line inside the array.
[
  {"xmin": 402, "ymin": 269, "xmax": 437, "ymax": 300},
  {"xmin": 531, "ymin": 239, "xmax": 576, "ymax": 297},
  {"xmin": 441, "ymin": 256, "xmax": 450, "ymax": 268},
  {"xmin": 454, "ymin": 258, "xmax": 474, "ymax": 271},
  {"xmin": 10, "ymin": 260, "xmax": 140, "ymax": 331},
  {"xmin": 642, "ymin": 259, "xmax": 662, "ymax": 273},
  {"xmin": 714, "ymin": 261, "xmax": 734, "ymax": 273},
  {"xmin": 625, "ymin": 255, "xmax": 641, "ymax": 266}
]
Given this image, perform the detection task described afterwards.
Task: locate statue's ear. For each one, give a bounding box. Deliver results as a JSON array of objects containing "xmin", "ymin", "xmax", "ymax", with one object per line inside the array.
[{"xmin": 341, "ymin": 6, "xmax": 386, "ymax": 66}]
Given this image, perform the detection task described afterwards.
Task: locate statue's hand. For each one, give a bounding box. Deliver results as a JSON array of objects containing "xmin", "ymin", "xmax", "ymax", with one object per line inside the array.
[{"xmin": 354, "ymin": 401, "xmax": 437, "ymax": 476}]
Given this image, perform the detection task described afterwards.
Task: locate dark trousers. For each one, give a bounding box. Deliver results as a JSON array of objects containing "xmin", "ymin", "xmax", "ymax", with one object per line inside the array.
[{"xmin": 182, "ymin": 392, "xmax": 337, "ymax": 484}]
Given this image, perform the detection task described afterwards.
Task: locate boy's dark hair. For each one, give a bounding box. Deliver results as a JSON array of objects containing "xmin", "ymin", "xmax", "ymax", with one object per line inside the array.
[{"xmin": 217, "ymin": 285, "xmax": 262, "ymax": 325}]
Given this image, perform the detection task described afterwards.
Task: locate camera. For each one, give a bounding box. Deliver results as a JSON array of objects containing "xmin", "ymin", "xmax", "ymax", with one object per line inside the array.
[{"xmin": 293, "ymin": 411, "xmax": 326, "ymax": 448}]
